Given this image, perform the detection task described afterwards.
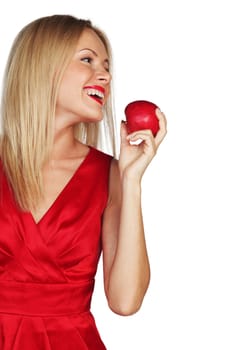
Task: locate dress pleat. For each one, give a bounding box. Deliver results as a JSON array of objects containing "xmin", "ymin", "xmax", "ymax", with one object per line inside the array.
[{"xmin": 0, "ymin": 147, "xmax": 112, "ymax": 349}]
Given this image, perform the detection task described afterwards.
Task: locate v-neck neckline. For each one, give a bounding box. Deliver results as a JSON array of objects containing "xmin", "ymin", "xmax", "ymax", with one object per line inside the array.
[{"xmin": 29, "ymin": 146, "xmax": 94, "ymax": 226}]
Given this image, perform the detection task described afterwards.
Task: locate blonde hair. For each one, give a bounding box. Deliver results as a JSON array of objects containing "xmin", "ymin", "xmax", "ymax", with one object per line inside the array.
[{"xmin": 0, "ymin": 14, "xmax": 117, "ymax": 211}]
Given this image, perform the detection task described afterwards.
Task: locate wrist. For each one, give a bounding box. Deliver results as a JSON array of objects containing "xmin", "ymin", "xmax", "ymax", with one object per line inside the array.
[{"xmin": 121, "ymin": 172, "xmax": 142, "ymax": 194}]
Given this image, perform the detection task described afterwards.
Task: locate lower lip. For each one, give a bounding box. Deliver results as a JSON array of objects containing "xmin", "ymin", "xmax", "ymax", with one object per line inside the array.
[{"xmin": 88, "ymin": 95, "xmax": 103, "ymax": 105}]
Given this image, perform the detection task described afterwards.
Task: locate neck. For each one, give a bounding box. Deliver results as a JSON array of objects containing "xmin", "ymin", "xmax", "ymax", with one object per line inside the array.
[{"xmin": 50, "ymin": 126, "xmax": 80, "ymax": 161}]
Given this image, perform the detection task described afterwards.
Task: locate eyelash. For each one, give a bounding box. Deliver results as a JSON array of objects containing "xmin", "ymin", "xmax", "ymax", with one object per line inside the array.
[
  {"xmin": 81, "ymin": 57, "xmax": 92, "ymax": 64},
  {"xmin": 81, "ymin": 56, "xmax": 110, "ymax": 72}
]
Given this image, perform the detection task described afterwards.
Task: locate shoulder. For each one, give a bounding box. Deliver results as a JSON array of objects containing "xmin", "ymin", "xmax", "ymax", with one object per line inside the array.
[
  {"xmin": 93, "ymin": 148, "xmax": 119, "ymax": 180},
  {"xmin": 109, "ymin": 157, "xmax": 119, "ymax": 177},
  {"xmin": 89, "ymin": 148, "xmax": 121, "ymax": 207},
  {"xmin": 106, "ymin": 158, "xmax": 121, "ymax": 207},
  {"xmin": 90, "ymin": 146, "xmax": 113, "ymax": 162},
  {"xmin": 89, "ymin": 146, "xmax": 114, "ymax": 173},
  {"xmin": 0, "ymin": 135, "xmax": 2, "ymax": 158}
]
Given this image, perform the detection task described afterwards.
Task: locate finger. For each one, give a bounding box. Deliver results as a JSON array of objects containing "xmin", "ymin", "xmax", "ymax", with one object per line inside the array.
[
  {"xmin": 155, "ymin": 109, "xmax": 167, "ymax": 146},
  {"xmin": 127, "ymin": 130, "xmax": 156, "ymax": 153},
  {"xmin": 126, "ymin": 129, "xmax": 154, "ymax": 141},
  {"xmin": 126, "ymin": 129, "xmax": 156, "ymax": 149},
  {"xmin": 156, "ymin": 108, "xmax": 167, "ymax": 131}
]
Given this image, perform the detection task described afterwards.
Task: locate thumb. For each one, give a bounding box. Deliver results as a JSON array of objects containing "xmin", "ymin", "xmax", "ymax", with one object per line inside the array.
[{"xmin": 120, "ymin": 120, "xmax": 129, "ymax": 145}]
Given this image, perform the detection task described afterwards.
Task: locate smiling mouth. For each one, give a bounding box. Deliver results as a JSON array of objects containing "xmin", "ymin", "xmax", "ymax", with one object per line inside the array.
[{"xmin": 84, "ymin": 86, "xmax": 105, "ymax": 105}]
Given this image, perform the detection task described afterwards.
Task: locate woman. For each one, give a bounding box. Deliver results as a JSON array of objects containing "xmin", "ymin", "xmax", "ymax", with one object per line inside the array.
[{"xmin": 0, "ymin": 14, "xmax": 167, "ymax": 349}]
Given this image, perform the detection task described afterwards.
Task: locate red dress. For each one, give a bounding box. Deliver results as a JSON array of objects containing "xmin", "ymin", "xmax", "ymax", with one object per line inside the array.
[{"xmin": 0, "ymin": 147, "xmax": 112, "ymax": 350}]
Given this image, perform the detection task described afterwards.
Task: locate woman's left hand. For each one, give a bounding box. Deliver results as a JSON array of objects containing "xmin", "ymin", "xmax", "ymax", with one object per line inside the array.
[{"xmin": 118, "ymin": 108, "xmax": 167, "ymax": 181}]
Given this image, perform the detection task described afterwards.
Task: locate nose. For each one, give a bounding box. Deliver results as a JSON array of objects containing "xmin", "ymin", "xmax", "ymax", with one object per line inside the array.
[{"xmin": 96, "ymin": 68, "xmax": 111, "ymax": 84}]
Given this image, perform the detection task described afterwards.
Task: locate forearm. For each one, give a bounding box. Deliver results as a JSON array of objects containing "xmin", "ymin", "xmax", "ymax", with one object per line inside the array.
[
  {"xmin": 104, "ymin": 111, "xmax": 167, "ymax": 315},
  {"xmin": 107, "ymin": 177, "xmax": 150, "ymax": 315}
]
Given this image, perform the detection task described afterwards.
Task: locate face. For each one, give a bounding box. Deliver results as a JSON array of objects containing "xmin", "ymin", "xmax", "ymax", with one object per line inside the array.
[{"xmin": 55, "ymin": 28, "xmax": 111, "ymax": 127}]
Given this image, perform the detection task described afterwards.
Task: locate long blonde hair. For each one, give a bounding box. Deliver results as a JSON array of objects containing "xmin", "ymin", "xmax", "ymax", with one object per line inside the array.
[{"xmin": 0, "ymin": 14, "xmax": 117, "ymax": 211}]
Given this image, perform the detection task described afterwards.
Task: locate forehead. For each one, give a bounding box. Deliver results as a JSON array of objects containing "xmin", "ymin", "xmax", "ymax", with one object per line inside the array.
[{"xmin": 76, "ymin": 28, "xmax": 108, "ymax": 57}]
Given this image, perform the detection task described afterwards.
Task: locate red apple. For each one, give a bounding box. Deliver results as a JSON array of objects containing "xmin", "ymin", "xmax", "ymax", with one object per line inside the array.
[{"xmin": 124, "ymin": 100, "xmax": 160, "ymax": 136}]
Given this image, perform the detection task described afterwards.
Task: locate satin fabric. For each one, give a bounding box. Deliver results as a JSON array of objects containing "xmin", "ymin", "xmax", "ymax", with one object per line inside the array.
[{"xmin": 0, "ymin": 147, "xmax": 112, "ymax": 350}]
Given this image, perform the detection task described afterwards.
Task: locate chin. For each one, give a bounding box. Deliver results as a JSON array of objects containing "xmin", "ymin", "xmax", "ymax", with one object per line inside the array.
[{"xmin": 84, "ymin": 111, "xmax": 104, "ymax": 123}]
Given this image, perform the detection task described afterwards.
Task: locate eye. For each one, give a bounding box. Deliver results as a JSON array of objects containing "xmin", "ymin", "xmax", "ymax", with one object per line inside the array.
[{"xmin": 81, "ymin": 57, "xmax": 92, "ymax": 64}]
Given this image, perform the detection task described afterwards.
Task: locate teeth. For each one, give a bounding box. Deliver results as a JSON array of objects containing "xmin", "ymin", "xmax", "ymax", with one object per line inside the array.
[{"xmin": 85, "ymin": 88, "xmax": 104, "ymax": 99}]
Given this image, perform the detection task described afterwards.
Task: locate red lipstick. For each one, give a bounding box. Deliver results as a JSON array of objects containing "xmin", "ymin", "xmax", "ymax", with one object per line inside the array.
[
  {"xmin": 84, "ymin": 85, "xmax": 105, "ymax": 105},
  {"xmin": 84, "ymin": 85, "xmax": 105, "ymax": 94}
]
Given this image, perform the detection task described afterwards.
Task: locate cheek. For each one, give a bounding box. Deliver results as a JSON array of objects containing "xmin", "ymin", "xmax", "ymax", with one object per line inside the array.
[
  {"xmin": 57, "ymin": 73, "xmax": 81, "ymax": 105},
  {"xmin": 57, "ymin": 82, "xmax": 75, "ymax": 105}
]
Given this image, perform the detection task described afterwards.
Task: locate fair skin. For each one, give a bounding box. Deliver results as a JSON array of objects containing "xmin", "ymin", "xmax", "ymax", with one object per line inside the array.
[{"xmin": 32, "ymin": 28, "xmax": 167, "ymax": 315}]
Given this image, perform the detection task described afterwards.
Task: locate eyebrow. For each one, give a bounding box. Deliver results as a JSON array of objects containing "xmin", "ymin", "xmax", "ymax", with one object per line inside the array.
[{"xmin": 79, "ymin": 48, "xmax": 109, "ymax": 65}]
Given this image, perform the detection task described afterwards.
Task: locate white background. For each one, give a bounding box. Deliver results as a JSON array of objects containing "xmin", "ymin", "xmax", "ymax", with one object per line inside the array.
[{"xmin": 1, "ymin": 1, "xmax": 233, "ymax": 349}]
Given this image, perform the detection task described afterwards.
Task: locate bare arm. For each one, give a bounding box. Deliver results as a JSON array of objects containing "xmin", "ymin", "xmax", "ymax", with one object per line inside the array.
[{"xmin": 102, "ymin": 109, "xmax": 167, "ymax": 316}]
